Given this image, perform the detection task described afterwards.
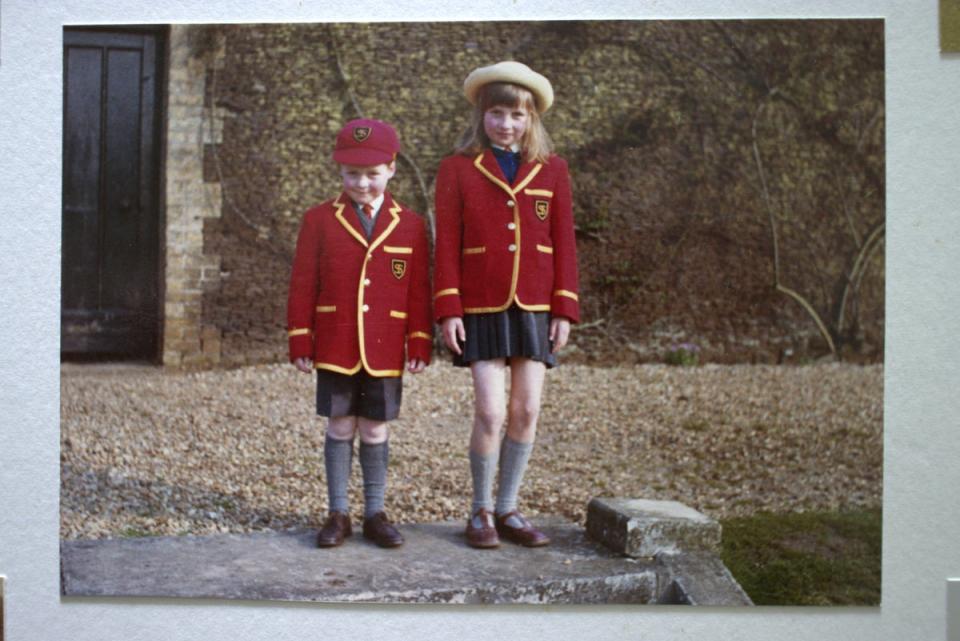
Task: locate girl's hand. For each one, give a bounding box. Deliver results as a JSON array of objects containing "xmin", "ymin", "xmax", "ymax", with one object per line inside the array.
[
  {"xmin": 549, "ymin": 317, "xmax": 571, "ymax": 354},
  {"xmin": 441, "ymin": 316, "xmax": 465, "ymax": 355},
  {"xmin": 293, "ymin": 357, "xmax": 313, "ymax": 373},
  {"xmin": 407, "ymin": 358, "xmax": 426, "ymax": 374}
]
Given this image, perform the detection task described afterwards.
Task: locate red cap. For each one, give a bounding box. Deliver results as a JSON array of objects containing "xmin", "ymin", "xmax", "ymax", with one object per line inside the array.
[{"xmin": 332, "ymin": 119, "xmax": 400, "ymax": 166}]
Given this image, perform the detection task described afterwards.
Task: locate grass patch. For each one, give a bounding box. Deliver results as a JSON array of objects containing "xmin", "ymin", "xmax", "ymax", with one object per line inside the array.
[
  {"xmin": 120, "ymin": 526, "xmax": 152, "ymax": 538},
  {"xmin": 719, "ymin": 507, "xmax": 881, "ymax": 606}
]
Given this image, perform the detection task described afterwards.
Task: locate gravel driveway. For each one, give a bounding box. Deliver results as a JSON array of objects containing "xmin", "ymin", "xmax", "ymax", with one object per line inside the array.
[{"xmin": 60, "ymin": 360, "xmax": 882, "ymax": 540}]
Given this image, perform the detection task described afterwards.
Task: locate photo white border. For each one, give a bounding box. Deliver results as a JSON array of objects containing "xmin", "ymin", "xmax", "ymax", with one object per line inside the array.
[{"xmin": 2, "ymin": 1, "xmax": 957, "ymax": 639}]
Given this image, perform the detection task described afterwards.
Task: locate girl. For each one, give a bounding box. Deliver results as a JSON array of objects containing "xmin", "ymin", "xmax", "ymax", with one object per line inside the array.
[{"xmin": 433, "ymin": 61, "xmax": 580, "ymax": 549}]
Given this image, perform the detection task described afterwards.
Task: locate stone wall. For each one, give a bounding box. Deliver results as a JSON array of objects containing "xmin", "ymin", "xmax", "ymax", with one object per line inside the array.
[{"xmin": 162, "ymin": 21, "xmax": 885, "ymax": 368}]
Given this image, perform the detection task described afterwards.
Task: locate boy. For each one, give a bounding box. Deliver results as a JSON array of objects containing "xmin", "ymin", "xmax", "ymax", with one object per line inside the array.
[{"xmin": 287, "ymin": 119, "xmax": 432, "ymax": 548}]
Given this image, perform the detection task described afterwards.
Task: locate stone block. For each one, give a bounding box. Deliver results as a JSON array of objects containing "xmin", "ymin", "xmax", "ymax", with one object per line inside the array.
[
  {"xmin": 203, "ymin": 184, "xmax": 222, "ymax": 213},
  {"xmin": 164, "ymin": 302, "xmax": 186, "ymax": 318},
  {"xmin": 586, "ymin": 498, "xmax": 721, "ymax": 558}
]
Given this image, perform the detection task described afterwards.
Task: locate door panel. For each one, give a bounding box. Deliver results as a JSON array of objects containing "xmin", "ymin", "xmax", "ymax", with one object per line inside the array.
[
  {"xmin": 62, "ymin": 45, "xmax": 103, "ymax": 311},
  {"xmin": 62, "ymin": 28, "xmax": 163, "ymax": 359}
]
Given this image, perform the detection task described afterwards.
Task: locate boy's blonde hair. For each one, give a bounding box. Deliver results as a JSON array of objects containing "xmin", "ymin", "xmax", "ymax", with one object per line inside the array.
[{"xmin": 455, "ymin": 82, "xmax": 554, "ymax": 164}]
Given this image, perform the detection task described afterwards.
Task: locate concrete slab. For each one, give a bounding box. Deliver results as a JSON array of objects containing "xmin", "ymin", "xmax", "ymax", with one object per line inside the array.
[
  {"xmin": 586, "ymin": 498, "xmax": 722, "ymax": 557},
  {"xmin": 661, "ymin": 552, "xmax": 753, "ymax": 606},
  {"xmin": 62, "ymin": 518, "xmax": 673, "ymax": 604}
]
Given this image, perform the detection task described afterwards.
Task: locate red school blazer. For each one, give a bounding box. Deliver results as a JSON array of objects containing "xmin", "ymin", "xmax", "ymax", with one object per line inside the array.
[
  {"xmin": 287, "ymin": 192, "xmax": 432, "ymax": 377},
  {"xmin": 433, "ymin": 150, "xmax": 580, "ymax": 322}
]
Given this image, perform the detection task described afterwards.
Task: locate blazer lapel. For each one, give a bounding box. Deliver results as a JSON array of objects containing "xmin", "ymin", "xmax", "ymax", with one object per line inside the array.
[
  {"xmin": 474, "ymin": 150, "xmax": 513, "ymax": 196},
  {"xmin": 333, "ymin": 193, "xmax": 369, "ymax": 248},
  {"xmin": 368, "ymin": 193, "xmax": 402, "ymax": 252},
  {"xmin": 473, "ymin": 149, "xmax": 542, "ymax": 196},
  {"xmin": 512, "ymin": 159, "xmax": 542, "ymax": 193}
]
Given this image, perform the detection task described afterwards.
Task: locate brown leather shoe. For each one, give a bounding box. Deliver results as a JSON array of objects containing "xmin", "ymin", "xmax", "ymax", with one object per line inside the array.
[
  {"xmin": 362, "ymin": 511, "xmax": 404, "ymax": 548},
  {"xmin": 495, "ymin": 511, "xmax": 550, "ymax": 547},
  {"xmin": 465, "ymin": 508, "xmax": 500, "ymax": 549},
  {"xmin": 317, "ymin": 511, "xmax": 352, "ymax": 548}
]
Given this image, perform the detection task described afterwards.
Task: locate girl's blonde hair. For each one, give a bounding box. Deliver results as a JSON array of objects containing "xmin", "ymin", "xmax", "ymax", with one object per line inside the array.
[{"xmin": 455, "ymin": 82, "xmax": 554, "ymax": 164}]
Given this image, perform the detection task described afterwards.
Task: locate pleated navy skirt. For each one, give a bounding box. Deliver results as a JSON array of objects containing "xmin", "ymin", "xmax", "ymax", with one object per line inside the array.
[{"xmin": 453, "ymin": 304, "xmax": 556, "ymax": 369}]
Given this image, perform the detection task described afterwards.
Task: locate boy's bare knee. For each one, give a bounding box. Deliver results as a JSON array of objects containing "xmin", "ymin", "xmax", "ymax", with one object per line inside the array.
[
  {"xmin": 358, "ymin": 419, "xmax": 389, "ymax": 444},
  {"xmin": 326, "ymin": 416, "xmax": 357, "ymax": 441}
]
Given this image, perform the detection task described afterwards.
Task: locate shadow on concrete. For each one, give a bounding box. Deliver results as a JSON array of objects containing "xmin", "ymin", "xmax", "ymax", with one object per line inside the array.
[{"xmin": 61, "ymin": 463, "xmax": 320, "ymax": 534}]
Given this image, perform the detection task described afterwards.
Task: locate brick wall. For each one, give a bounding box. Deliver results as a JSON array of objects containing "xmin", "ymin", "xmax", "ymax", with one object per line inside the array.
[{"xmin": 162, "ymin": 26, "xmax": 226, "ymax": 366}]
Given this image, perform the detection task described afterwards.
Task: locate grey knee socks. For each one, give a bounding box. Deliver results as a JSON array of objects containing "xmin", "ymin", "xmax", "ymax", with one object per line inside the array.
[
  {"xmin": 324, "ymin": 434, "xmax": 353, "ymax": 514},
  {"xmin": 359, "ymin": 440, "xmax": 389, "ymax": 519},
  {"xmin": 495, "ymin": 436, "xmax": 534, "ymax": 514},
  {"xmin": 470, "ymin": 449, "xmax": 498, "ymax": 513}
]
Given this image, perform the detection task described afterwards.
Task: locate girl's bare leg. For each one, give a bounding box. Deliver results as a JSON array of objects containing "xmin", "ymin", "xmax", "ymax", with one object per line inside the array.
[
  {"xmin": 470, "ymin": 359, "xmax": 508, "ymax": 454},
  {"xmin": 468, "ymin": 359, "xmax": 507, "ymax": 515},
  {"xmin": 505, "ymin": 357, "xmax": 547, "ymax": 444}
]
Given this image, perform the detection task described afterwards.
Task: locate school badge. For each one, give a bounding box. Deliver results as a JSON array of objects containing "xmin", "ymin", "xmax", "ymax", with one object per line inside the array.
[
  {"xmin": 352, "ymin": 126, "xmax": 371, "ymax": 142},
  {"xmin": 535, "ymin": 199, "xmax": 550, "ymax": 220},
  {"xmin": 391, "ymin": 259, "xmax": 407, "ymax": 280}
]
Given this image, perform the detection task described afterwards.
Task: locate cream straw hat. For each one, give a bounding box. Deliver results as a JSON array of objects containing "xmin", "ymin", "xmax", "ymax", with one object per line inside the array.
[{"xmin": 463, "ymin": 61, "xmax": 554, "ymax": 112}]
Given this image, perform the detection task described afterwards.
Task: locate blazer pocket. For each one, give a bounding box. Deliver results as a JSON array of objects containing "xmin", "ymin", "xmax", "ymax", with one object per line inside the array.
[
  {"xmin": 316, "ymin": 305, "xmax": 337, "ymax": 312},
  {"xmin": 383, "ymin": 245, "xmax": 413, "ymax": 254},
  {"xmin": 463, "ymin": 246, "xmax": 486, "ymax": 255},
  {"xmin": 389, "ymin": 310, "xmax": 408, "ymax": 319},
  {"xmin": 523, "ymin": 189, "xmax": 554, "ymax": 197},
  {"xmin": 536, "ymin": 244, "xmax": 554, "ymax": 254}
]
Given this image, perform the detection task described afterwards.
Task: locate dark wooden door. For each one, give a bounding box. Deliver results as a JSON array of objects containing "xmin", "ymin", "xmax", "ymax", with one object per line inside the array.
[{"xmin": 62, "ymin": 28, "xmax": 164, "ymax": 359}]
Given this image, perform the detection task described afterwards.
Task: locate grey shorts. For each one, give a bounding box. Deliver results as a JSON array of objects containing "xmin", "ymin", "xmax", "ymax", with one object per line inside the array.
[{"xmin": 315, "ymin": 368, "xmax": 402, "ymax": 422}]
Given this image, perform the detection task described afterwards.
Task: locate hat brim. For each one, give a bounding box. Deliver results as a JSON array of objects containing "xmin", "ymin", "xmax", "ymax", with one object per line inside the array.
[
  {"xmin": 332, "ymin": 148, "xmax": 396, "ymax": 166},
  {"xmin": 463, "ymin": 62, "xmax": 554, "ymax": 112}
]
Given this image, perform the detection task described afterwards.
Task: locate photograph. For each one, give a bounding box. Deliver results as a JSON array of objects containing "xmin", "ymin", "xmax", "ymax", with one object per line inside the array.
[{"xmin": 57, "ymin": 20, "xmax": 884, "ymax": 606}]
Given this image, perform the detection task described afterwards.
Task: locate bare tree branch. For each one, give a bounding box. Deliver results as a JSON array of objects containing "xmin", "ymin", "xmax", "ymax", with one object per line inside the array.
[
  {"xmin": 752, "ymin": 95, "xmax": 838, "ymax": 356},
  {"xmin": 837, "ymin": 222, "xmax": 885, "ymax": 334},
  {"xmin": 776, "ymin": 283, "xmax": 837, "ymax": 355},
  {"xmin": 836, "ymin": 172, "xmax": 862, "ymax": 247}
]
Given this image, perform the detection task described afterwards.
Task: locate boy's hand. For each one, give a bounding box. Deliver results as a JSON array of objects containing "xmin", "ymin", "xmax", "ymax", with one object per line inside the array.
[
  {"xmin": 441, "ymin": 316, "xmax": 465, "ymax": 355},
  {"xmin": 549, "ymin": 317, "xmax": 571, "ymax": 353},
  {"xmin": 293, "ymin": 357, "xmax": 313, "ymax": 373},
  {"xmin": 407, "ymin": 358, "xmax": 426, "ymax": 374}
]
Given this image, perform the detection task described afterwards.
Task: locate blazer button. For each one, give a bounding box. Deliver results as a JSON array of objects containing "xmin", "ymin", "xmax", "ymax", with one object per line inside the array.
[
  {"xmin": 508, "ymin": 244, "xmax": 517, "ymax": 252},
  {"xmin": 506, "ymin": 200, "xmax": 515, "ymax": 207},
  {"xmin": 364, "ymin": 278, "xmax": 371, "ymax": 286},
  {"xmin": 362, "ymin": 304, "xmax": 370, "ymax": 312},
  {"xmin": 507, "ymin": 222, "xmax": 516, "ymax": 230}
]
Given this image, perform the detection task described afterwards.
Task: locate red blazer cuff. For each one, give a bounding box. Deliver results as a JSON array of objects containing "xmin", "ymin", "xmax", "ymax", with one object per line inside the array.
[
  {"xmin": 433, "ymin": 292, "xmax": 463, "ymax": 322},
  {"xmin": 407, "ymin": 333, "xmax": 433, "ymax": 364},
  {"xmin": 551, "ymin": 293, "xmax": 580, "ymax": 324},
  {"xmin": 288, "ymin": 332, "xmax": 313, "ymax": 362}
]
